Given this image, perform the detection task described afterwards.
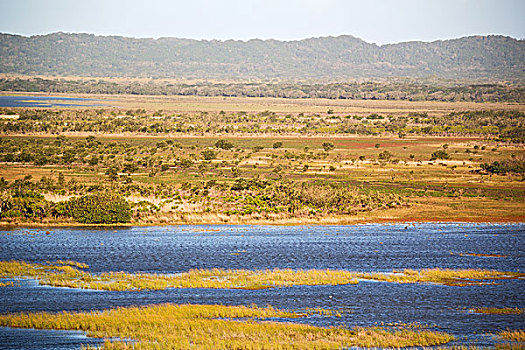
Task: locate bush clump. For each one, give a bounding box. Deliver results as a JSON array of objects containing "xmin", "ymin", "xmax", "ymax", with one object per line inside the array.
[
  {"xmin": 430, "ymin": 150, "xmax": 449, "ymax": 160},
  {"xmin": 58, "ymin": 193, "xmax": 131, "ymax": 224}
]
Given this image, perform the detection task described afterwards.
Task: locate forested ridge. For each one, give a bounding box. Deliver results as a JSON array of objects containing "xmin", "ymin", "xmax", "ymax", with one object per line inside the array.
[{"xmin": 1, "ymin": 32, "xmax": 523, "ymax": 80}]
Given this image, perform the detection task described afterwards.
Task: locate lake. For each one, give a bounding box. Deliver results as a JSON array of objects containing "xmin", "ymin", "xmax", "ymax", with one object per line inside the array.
[
  {"xmin": 0, "ymin": 95, "xmax": 105, "ymax": 108},
  {"xmin": 0, "ymin": 223, "xmax": 523, "ymax": 349}
]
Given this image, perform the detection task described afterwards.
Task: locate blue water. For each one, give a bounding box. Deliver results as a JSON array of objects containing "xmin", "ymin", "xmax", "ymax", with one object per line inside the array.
[
  {"xmin": 0, "ymin": 95, "xmax": 105, "ymax": 108},
  {"xmin": 0, "ymin": 223, "xmax": 524, "ymax": 349}
]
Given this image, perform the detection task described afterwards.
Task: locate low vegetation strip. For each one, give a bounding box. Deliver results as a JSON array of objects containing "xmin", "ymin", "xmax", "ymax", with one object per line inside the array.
[
  {"xmin": 474, "ymin": 307, "xmax": 524, "ymax": 315},
  {"xmin": 498, "ymin": 329, "xmax": 525, "ymax": 342},
  {"xmin": 1, "ymin": 261, "xmax": 523, "ymax": 291},
  {"xmin": 0, "ymin": 303, "xmax": 454, "ymax": 349}
]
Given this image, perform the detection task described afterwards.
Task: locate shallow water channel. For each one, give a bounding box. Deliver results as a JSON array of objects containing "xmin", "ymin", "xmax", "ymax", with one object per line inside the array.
[{"xmin": 0, "ymin": 223, "xmax": 523, "ymax": 349}]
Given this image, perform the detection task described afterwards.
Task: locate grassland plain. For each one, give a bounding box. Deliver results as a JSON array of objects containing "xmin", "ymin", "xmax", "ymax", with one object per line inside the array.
[{"xmin": 0, "ymin": 93, "xmax": 523, "ymax": 225}]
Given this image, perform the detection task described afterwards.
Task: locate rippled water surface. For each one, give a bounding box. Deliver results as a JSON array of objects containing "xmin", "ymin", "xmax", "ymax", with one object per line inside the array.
[
  {"xmin": 0, "ymin": 95, "xmax": 104, "ymax": 108},
  {"xmin": 0, "ymin": 223, "xmax": 524, "ymax": 349}
]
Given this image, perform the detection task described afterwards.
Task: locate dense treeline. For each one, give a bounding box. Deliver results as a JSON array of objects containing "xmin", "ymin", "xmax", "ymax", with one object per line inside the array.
[
  {"xmin": 1, "ymin": 77, "xmax": 524, "ymax": 103},
  {"xmin": 1, "ymin": 33, "xmax": 523, "ymax": 80},
  {"xmin": 1, "ymin": 108, "xmax": 523, "ymax": 141}
]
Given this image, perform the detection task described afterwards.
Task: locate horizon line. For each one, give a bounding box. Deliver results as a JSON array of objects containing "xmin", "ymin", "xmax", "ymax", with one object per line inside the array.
[{"xmin": 1, "ymin": 31, "xmax": 523, "ymax": 46}]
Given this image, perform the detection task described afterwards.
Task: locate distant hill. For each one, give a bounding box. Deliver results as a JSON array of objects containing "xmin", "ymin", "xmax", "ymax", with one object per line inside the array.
[{"xmin": 0, "ymin": 32, "xmax": 523, "ymax": 80}]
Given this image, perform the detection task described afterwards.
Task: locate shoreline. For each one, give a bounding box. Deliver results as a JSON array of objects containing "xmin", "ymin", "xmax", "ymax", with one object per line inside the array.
[{"xmin": 1, "ymin": 216, "xmax": 523, "ymax": 229}]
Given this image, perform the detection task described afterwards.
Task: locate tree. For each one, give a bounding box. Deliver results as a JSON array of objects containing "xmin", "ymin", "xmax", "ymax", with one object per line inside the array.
[
  {"xmin": 215, "ymin": 139, "xmax": 234, "ymax": 150},
  {"xmin": 105, "ymin": 166, "xmax": 119, "ymax": 181},
  {"xmin": 322, "ymin": 142, "xmax": 335, "ymax": 152},
  {"xmin": 201, "ymin": 149, "xmax": 217, "ymax": 160},
  {"xmin": 430, "ymin": 150, "xmax": 450, "ymax": 161},
  {"xmin": 273, "ymin": 142, "xmax": 283, "ymax": 149},
  {"xmin": 378, "ymin": 151, "xmax": 393, "ymax": 161},
  {"xmin": 123, "ymin": 162, "xmax": 138, "ymax": 174}
]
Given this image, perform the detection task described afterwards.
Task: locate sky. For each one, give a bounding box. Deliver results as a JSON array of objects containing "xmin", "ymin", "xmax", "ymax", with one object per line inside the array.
[{"xmin": 0, "ymin": 0, "xmax": 523, "ymax": 45}]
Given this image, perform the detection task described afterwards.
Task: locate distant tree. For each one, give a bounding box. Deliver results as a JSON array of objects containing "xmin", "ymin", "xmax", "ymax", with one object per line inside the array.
[
  {"xmin": 378, "ymin": 150, "xmax": 393, "ymax": 161},
  {"xmin": 105, "ymin": 166, "xmax": 119, "ymax": 181},
  {"xmin": 322, "ymin": 142, "xmax": 335, "ymax": 152},
  {"xmin": 430, "ymin": 150, "xmax": 450, "ymax": 161},
  {"xmin": 123, "ymin": 162, "xmax": 138, "ymax": 174},
  {"xmin": 201, "ymin": 149, "xmax": 217, "ymax": 160},
  {"xmin": 273, "ymin": 142, "xmax": 283, "ymax": 149},
  {"xmin": 215, "ymin": 140, "xmax": 234, "ymax": 150}
]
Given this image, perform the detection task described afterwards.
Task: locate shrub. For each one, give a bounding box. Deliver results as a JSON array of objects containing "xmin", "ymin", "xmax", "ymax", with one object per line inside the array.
[
  {"xmin": 61, "ymin": 193, "xmax": 131, "ymax": 224},
  {"xmin": 322, "ymin": 142, "xmax": 335, "ymax": 152},
  {"xmin": 430, "ymin": 150, "xmax": 450, "ymax": 161},
  {"xmin": 378, "ymin": 150, "xmax": 393, "ymax": 161},
  {"xmin": 215, "ymin": 140, "xmax": 234, "ymax": 150},
  {"xmin": 201, "ymin": 149, "xmax": 217, "ymax": 160},
  {"xmin": 481, "ymin": 158, "xmax": 525, "ymax": 175}
]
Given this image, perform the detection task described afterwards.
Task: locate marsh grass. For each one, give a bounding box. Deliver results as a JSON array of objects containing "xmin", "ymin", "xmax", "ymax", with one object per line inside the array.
[
  {"xmin": 498, "ymin": 330, "xmax": 525, "ymax": 342},
  {"xmin": 474, "ymin": 308, "xmax": 524, "ymax": 315},
  {"xmin": 0, "ymin": 303, "xmax": 454, "ymax": 349},
  {"xmin": 1, "ymin": 261, "xmax": 523, "ymax": 291},
  {"xmin": 356, "ymin": 268, "xmax": 525, "ymax": 287}
]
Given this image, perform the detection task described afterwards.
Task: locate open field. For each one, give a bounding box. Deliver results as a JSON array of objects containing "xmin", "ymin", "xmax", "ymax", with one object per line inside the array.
[
  {"xmin": 2, "ymin": 91, "xmax": 525, "ymax": 115},
  {"xmin": 0, "ymin": 93, "xmax": 523, "ymax": 225}
]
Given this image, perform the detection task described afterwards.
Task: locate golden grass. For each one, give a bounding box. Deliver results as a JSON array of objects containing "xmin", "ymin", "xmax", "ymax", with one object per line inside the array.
[
  {"xmin": 498, "ymin": 330, "xmax": 525, "ymax": 342},
  {"xmin": 0, "ymin": 303, "xmax": 454, "ymax": 349},
  {"xmin": 474, "ymin": 308, "xmax": 524, "ymax": 315},
  {"xmin": 356, "ymin": 268, "xmax": 525, "ymax": 286},
  {"xmin": 1, "ymin": 261, "xmax": 523, "ymax": 291}
]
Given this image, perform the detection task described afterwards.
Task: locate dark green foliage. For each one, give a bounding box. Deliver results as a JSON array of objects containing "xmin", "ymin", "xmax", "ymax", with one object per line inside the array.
[
  {"xmin": 201, "ymin": 149, "xmax": 217, "ymax": 160},
  {"xmin": 273, "ymin": 142, "xmax": 283, "ymax": 149},
  {"xmin": 322, "ymin": 142, "xmax": 335, "ymax": 152},
  {"xmin": 215, "ymin": 140, "xmax": 234, "ymax": 150},
  {"xmin": 230, "ymin": 178, "xmax": 269, "ymax": 191},
  {"xmin": 1, "ymin": 33, "xmax": 523, "ymax": 80},
  {"xmin": 60, "ymin": 193, "xmax": 131, "ymax": 224},
  {"xmin": 430, "ymin": 150, "xmax": 450, "ymax": 161},
  {"xmin": 0, "ymin": 190, "xmax": 51, "ymax": 218},
  {"xmin": 378, "ymin": 151, "xmax": 393, "ymax": 161},
  {"xmin": 481, "ymin": 159, "xmax": 525, "ymax": 175}
]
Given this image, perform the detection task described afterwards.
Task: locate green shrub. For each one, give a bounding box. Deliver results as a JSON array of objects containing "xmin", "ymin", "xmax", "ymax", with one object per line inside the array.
[
  {"xmin": 62, "ymin": 193, "xmax": 131, "ymax": 224},
  {"xmin": 430, "ymin": 150, "xmax": 450, "ymax": 161},
  {"xmin": 215, "ymin": 139, "xmax": 234, "ymax": 150},
  {"xmin": 322, "ymin": 142, "xmax": 335, "ymax": 152},
  {"xmin": 201, "ymin": 149, "xmax": 217, "ymax": 160}
]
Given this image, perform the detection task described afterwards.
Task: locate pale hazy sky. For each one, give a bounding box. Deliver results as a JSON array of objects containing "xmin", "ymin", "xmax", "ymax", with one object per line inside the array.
[{"xmin": 0, "ymin": 0, "xmax": 523, "ymax": 44}]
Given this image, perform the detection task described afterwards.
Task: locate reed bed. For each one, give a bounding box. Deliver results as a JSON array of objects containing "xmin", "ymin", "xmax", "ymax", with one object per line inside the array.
[
  {"xmin": 356, "ymin": 268, "xmax": 525, "ymax": 286},
  {"xmin": 0, "ymin": 303, "xmax": 454, "ymax": 349},
  {"xmin": 474, "ymin": 308, "xmax": 524, "ymax": 315},
  {"xmin": 1, "ymin": 261, "xmax": 523, "ymax": 291},
  {"xmin": 498, "ymin": 329, "xmax": 525, "ymax": 342}
]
